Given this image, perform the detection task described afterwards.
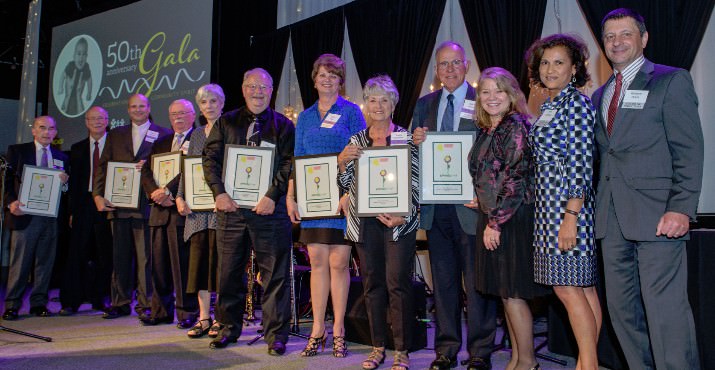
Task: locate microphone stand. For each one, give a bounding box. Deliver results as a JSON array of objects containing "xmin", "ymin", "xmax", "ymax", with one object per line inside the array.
[{"xmin": 0, "ymin": 159, "xmax": 52, "ymax": 342}]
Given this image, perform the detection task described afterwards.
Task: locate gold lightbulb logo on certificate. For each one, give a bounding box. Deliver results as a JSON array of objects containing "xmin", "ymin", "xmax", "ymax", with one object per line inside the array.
[
  {"xmin": 444, "ymin": 155, "xmax": 452, "ymax": 174},
  {"xmin": 380, "ymin": 169, "xmax": 387, "ymax": 187},
  {"xmin": 121, "ymin": 175, "xmax": 127, "ymax": 190},
  {"xmin": 314, "ymin": 176, "xmax": 320, "ymax": 193},
  {"xmin": 164, "ymin": 169, "xmax": 170, "ymax": 184},
  {"xmin": 246, "ymin": 166, "xmax": 252, "ymax": 182}
]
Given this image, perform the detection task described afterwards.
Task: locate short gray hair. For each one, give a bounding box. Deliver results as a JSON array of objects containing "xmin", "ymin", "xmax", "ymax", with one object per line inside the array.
[
  {"xmin": 195, "ymin": 83, "xmax": 225, "ymax": 106},
  {"xmin": 362, "ymin": 75, "xmax": 399, "ymax": 108},
  {"xmin": 434, "ymin": 41, "xmax": 466, "ymax": 59},
  {"xmin": 243, "ymin": 68, "xmax": 273, "ymax": 86}
]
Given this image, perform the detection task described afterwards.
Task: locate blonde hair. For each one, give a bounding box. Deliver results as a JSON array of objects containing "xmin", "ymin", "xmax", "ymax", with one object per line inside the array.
[{"xmin": 475, "ymin": 67, "xmax": 529, "ymax": 129}]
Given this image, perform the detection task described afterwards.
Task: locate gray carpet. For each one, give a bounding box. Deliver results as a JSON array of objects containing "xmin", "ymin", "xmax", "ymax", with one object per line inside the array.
[{"xmin": 0, "ymin": 290, "xmax": 609, "ymax": 369}]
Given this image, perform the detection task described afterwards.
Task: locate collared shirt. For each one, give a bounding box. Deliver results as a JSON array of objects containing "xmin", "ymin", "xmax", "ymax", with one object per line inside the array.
[
  {"xmin": 131, "ymin": 120, "xmax": 151, "ymax": 155},
  {"xmin": 34, "ymin": 140, "xmax": 54, "ymax": 168},
  {"xmin": 88, "ymin": 133, "xmax": 107, "ymax": 191},
  {"xmin": 601, "ymin": 55, "xmax": 645, "ymax": 120},
  {"xmin": 172, "ymin": 127, "xmax": 193, "ymax": 151},
  {"xmin": 437, "ymin": 81, "xmax": 469, "ymax": 132}
]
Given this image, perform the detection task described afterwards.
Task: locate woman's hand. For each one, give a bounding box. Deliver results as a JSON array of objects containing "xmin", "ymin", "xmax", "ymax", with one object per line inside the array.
[
  {"xmin": 483, "ymin": 226, "xmax": 501, "ymax": 251},
  {"xmin": 176, "ymin": 197, "xmax": 192, "ymax": 216},
  {"xmin": 464, "ymin": 196, "xmax": 479, "ymax": 209},
  {"xmin": 337, "ymin": 193, "xmax": 350, "ymax": 216},
  {"xmin": 412, "ymin": 127, "xmax": 428, "ymax": 146},
  {"xmin": 286, "ymin": 196, "xmax": 301, "ymax": 224},
  {"xmin": 558, "ymin": 216, "xmax": 578, "ymax": 252},
  {"xmin": 338, "ymin": 144, "xmax": 362, "ymax": 171},
  {"xmin": 377, "ymin": 213, "xmax": 405, "ymax": 228}
]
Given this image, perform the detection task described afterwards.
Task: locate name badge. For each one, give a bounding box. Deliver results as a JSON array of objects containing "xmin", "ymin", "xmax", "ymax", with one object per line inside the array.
[
  {"xmin": 260, "ymin": 141, "xmax": 275, "ymax": 148},
  {"xmin": 459, "ymin": 99, "xmax": 476, "ymax": 120},
  {"xmin": 53, "ymin": 159, "xmax": 64, "ymax": 169},
  {"xmin": 181, "ymin": 140, "xmax": 190, "ymax": 155},
  {"xmin": 320, "ymin": 113, "xmax": 341, "ymax": 128},
  {"xmin": 534, "ymin": 109, "xmax": 557, "ymax": 127},
  {"xmin": 621, "ymin": 90, "xmax": 649, "ymax": 109},
  {"xmin": 390, "ymin": 131, "xmax": 408, "ymax": 145},
  {"xmin": 145, "ymin": 130, "xmax": 159, "ymax": 143}
]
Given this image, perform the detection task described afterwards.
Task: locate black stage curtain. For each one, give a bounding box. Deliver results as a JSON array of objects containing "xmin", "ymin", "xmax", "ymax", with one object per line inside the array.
[
  {"xmin": 459, "ymin": 0, "xmax": 547, "ymax": 94},
  {"xmin": 247, "ymin": 27, "xmax": 290, "ymax": 108},
  {"xmin": 577, "ymin": 0, "xmax": 715, "ymax": 70},
  {"xmin": 291, "ymin": 7, "xmax": 345, "ymax": 109},
  {"xmin": 346, "ymin": 0, "xmax": 446, "ymax": 127}
]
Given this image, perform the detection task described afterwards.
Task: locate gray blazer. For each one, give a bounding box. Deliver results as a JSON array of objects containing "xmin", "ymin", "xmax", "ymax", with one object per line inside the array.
[
  {"xmin": 592, "ymin": 59, "xmax": 703, "ymax": 241},
  {"xmin": 411, "ymin": 86, "xmax": 479, "ymax": 234}
]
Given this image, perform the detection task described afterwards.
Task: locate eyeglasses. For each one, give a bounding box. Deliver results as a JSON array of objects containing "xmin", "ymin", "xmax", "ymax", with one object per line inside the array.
[
  {"xmin": 170, "ymin": 111, "xmax": 193, "ymax": 117},
  {"xmin": 243, "ymin": 84, "xmax": 273, "ymax": 92},
  {"xmin": 437, "ymin": 59, "xmax": 465, "ymax": 70}
]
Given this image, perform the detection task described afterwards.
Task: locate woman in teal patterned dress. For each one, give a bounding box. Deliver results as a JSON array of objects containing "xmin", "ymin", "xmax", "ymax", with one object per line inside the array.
[{"xmin": 526, "ymin": 34, "xmax": 602, "ymax": 370}]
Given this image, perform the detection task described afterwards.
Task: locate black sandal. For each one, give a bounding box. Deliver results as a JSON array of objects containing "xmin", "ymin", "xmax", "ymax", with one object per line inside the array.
[
  {"xmin": 187, "ymin": 318, "xmax": 211, "ymax": 338},
  {"xmin": 362, "ymin": 347, "xmax": 386, "ymax": 370},
  {"xmin": 208, "ymin": 319, "xmax": 224, "ymax": 338},
  {"xmin": 333, "ymin": 335, "xmax": 348, "ymax": 358}
]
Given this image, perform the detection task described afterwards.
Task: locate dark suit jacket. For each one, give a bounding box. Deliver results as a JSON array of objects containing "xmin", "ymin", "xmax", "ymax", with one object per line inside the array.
[
  {"xmin": 203, "ymin": 107, "xmax": 295, "ymax": 212},
  {"xmin": 4, "ymin": 141, "xmax": 68, "ymax": 230},
  {"xmin": 93, "ymin": 122, "xmax": 172, "ymax": 219},
  {"xmin": 592, "ymin": 59, "xmax": 704, "ymax": 241},
  {"xmin": 411, "ymin": 85, "xmax": 479, "ymax": 235},
  {"xmin": 140, "ymin": 128, "xmax": 194, "ymax": 227}
]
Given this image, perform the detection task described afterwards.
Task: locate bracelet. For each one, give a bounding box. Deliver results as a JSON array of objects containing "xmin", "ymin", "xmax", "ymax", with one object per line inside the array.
[{"xmin": 564, "ymin": 208, "xmax": 579, "ymax": 216}]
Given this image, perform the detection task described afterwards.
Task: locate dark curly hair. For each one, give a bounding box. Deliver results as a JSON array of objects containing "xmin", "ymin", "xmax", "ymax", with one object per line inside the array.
[{"xmin": 525, "ymin": 33, "xmax": 591, "ymax": 89}]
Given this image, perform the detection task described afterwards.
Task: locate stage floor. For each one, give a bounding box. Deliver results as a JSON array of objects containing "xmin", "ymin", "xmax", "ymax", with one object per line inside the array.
[{"xmin": 0, "ymin": 289, "xmax": 609, "ymax": 369}]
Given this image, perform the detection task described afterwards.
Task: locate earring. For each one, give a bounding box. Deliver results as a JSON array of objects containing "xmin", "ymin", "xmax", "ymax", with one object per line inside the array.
[{"xmin": 571, "ymin": 75, "xmax": 576, "ymax": 84}]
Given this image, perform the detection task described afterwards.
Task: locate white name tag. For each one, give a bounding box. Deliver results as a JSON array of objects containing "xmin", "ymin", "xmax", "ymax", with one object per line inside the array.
[
  {"xmin": 459, "ymin": 99, "xmax": 476, "ymax": 119},
  {"xmin": 390, "ymin": 131, "xmax": 408, "ymax": 145},
  {"xmin": 260, "ymin": 141, "xmax": 275, "ymax": 148},
  {"xmin": 53, "ymin": 159, "xmax": 64, "ymax": 169},
  {"xmin": 145, "ymin": 136, "xmax": 156, "ymax": 143},
  {"xmin": 534, "ymin": 109, "xmax": 557, "ymax": 127},
  {"xmin": 621, "ymin": 90, "xmax": 649, "ymax": 109},
  {"xmin": 320, "ymin": 113, "xmax": 341, "ymax": 128},
  {"xmin": 146, "ymin": 130, "xmax": 159, "ymax": 139},
  {"xmin": 181, "ymin": 140, "xmax": 190, "ymax": 154}
]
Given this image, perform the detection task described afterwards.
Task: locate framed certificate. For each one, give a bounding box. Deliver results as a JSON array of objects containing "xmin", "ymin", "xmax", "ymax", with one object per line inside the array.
[
  {"xmin": 182, "ymin": 156, "xmax": 215, "ymax": 211},
  {"xmin": 419, "ymin": 131, "xmax": 475, "ymax": 203},
  {"xmin": 104, "ymin": 161, "xmax": 142, "ymax": 209},
  {"xmin": 293, "ymin": 153, "xmax": 341, "ymax": 220},
  {"xmin": 151, "ymin": 151, "xmax": 182, "ymax": 188},
  {"xmin": 17, "ymin": 165, "xmax": 63, "ymax": 217},
  {"xmin": 355, "ymin": 145, "xmax": 411, "ymax": 217},
  {"xmin": 222, "ymin": 144, "xmax": 274, "ymax": 208}
]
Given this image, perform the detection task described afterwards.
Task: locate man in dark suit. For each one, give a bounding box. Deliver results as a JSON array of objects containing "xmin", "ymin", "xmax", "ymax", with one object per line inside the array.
[
  {"xmin": 411, "ymin": 41, "xmax": 496, "ymax": 370},
  {"xmin": 2, "ymin": 116, "xmax": 69, "ymax": 320},
  {"xmin": 59, "ymin": 106, "xmax": 113, "ymax": 315},
  {"xmin": 93, "ymin": 93, "xmax": 172, "ymax": 320},
  {"xmin": 592, "ymin": 8, "xmax": 703, "ymax": 370},
  {"xmin": 203, "ymin": 68, "xmax": 294, "ymax": 355},
  {"xmin": 139, "ymin": 99, "xmax": 198, "ymax": 327}
]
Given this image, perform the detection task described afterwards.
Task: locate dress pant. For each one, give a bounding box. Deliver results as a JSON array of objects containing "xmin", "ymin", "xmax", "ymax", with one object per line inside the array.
[
  {"xmin": 427, "ymin": 204, "xmax": 497, "ymax": 359},
  {"xmin": 355, "ymin": 217, "xmax": 415, "ymax": 351},
  {"xmin": 216, "ymin": 208, "xmax": 292, "ymax": 345},
  {"xmin": 601, "ymin": 198, "xmax": 700, "ymax": 370},
  {"xmin": 61, "ymin": 192, "xmax": 113, "ymax": 310},
  {"xmin": 4, "ymin": 216, "xmax": 57, "ymax": 309},
  {"xmin": 149, "ymin": 210, "xmax": 198, "ymax": 321},
  {"xmin": 110, "ymin": 217, "xmax": 151, "ymax": 314}
]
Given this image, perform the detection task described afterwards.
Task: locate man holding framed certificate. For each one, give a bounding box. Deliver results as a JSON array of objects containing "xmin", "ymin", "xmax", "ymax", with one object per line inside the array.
[
  {"xmin": 202, "ymin": 68, "xmax": 295, "ymax": 354},
  {"xmin": 139, "ymin": 99, "xmax": 198, "ymax": 328},
  {"xmin": 93, "ymin": 94, "xmax": 172, "ymax": 321},
  {"xmin": 3, "ymin": 116, "xmax": 68, "ymax": 320}
]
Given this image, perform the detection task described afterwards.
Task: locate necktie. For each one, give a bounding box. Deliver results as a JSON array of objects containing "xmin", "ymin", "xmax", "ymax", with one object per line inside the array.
[
  {"xmin": 92, "ymin": 141, "xmax": 100, "ymax": 185},
  {"xmin": 246, "ymin": 117, "xmax": 260, "ymax": 146},
  {"xmin": 40, "ymin": 147, "xmax": 49, "ymax": 167},
  {"xmin": 441, "ymin": 94, "xmax": 455, "ymax": 132},
  {"xmin": 607, "ymin": 73, "xmax": 623, "ymax": 136},
  {"xmin": 172, "ymin": 133, "xmax": 184, "ymax": 151}
]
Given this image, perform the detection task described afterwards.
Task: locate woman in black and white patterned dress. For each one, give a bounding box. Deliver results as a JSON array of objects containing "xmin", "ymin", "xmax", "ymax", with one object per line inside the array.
[{"xmin": 526, "ymin": 34, "xmax": 601, "ymax": 370}]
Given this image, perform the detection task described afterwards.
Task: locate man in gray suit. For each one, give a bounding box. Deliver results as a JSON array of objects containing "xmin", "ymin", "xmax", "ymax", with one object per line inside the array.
[
  {"xmin": 93, "ymin": 93, "xmax": 172, "ymax": 320},
  {"xmin": 593, "ymin": 8, "xmax": 702, "ymax": 370},
  {"xmin": 412, "ymin": 41, "xmax": 496, "ymax": 370}
]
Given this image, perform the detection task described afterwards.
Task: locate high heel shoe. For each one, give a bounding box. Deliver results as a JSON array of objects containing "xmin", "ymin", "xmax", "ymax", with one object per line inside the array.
[
  {"xmin": 332, "ymin": 335, "xmax": 348, "ymax": 357},
  {"xmin": 390, "ymin": 350, "xmax": 409, "ymax": 370},
  {"xmin": 187, "ymin": 318, "xmax": 212, "ymax": 338},
  {"xmin": 529, "ymin": 364, "xmax": 541, "ymax": 370},
  {"xmin": 300, "ymin": 332, "xmax": 327, "ymax": 357},
  {"xmin": 362, "ymin": 347, "xmax": 386, "ymax": 370}
]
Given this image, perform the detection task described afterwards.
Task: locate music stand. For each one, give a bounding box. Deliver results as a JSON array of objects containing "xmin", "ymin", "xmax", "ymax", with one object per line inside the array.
[{"xmin": 0, "ymin": 160, "xmax": 53, "ymax": 342}]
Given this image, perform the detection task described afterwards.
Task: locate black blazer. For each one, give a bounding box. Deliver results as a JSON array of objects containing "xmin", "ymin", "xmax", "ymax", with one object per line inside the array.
[
  {"xmin": 93, "ymin": 122, "xmax": 172, "ymax": 219},
  {"xmin": 140, "ymin": 128, "xmax": 194, "ymax": 227},
  {"xmin": 4, "ymin": 141, "xmax": 69, "ymax": 230}
]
